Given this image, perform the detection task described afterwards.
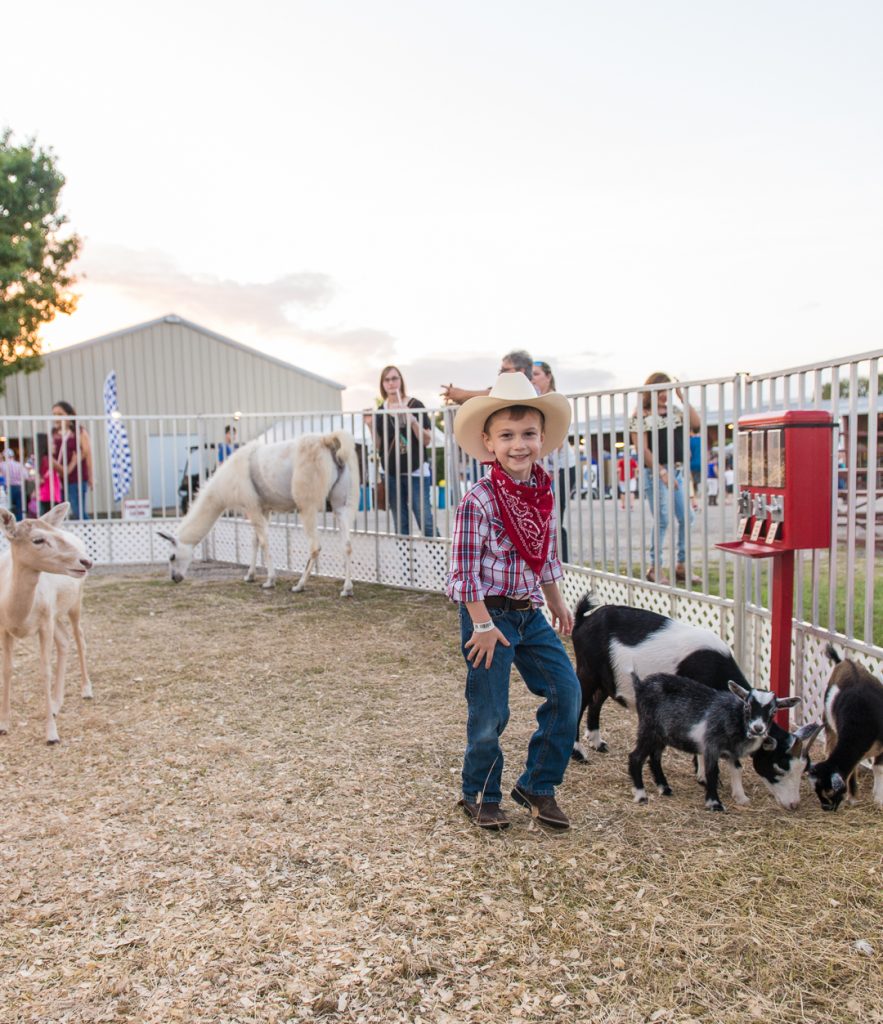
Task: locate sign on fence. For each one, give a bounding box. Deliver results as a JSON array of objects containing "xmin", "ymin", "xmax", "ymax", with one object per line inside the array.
[{"xmin": 123, "ymin": 499, "xmax": 152, "ymax": 520}]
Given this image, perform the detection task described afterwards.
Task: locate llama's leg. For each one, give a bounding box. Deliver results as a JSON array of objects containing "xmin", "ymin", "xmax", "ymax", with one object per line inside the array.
[
  {"xmin": 292, "ymin": 510, "xmax": 319, "ymax": 593},
  {"xmin": 68, "ymin": 605, "xmax": 92, "ymax": 699},
  {"xmin": 0, "ymin": 633, "xmax": 13, "ymax": 735},
  {"xmin": 40, "ymin": 623, "xmax": 60, "ymax": 744},
  {"xmin": 251, "ymin": 515, "xmax": 275, "ymax": 589},
  {"xmin": 335, "ymin": 508, "xmax": 354, "ymax": 597},
  {"xmin": 244, "ymin": 531, "xmax": 259, "ymax": 583}
]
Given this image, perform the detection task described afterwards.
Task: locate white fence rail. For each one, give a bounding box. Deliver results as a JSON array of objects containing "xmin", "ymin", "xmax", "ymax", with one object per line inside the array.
[{"xmin": 2, "ymin": 349, "xmax": 879, "ymax": 722}]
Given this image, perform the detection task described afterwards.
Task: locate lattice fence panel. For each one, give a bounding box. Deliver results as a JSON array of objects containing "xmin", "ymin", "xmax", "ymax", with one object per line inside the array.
[
  {"xmin": 674, "ymin": 598, "xmax": 723, "ymax": 635},
  {"xmin": 795, "ymin": 631, "xmax": 835, "ymax": 727},
  {"xmin": 629, "ymin": 585, "xmax": 675, "ymax": 618},
  {"xmin": 350, "ymin": 532, "xmax": 382, "ymax": 584}
]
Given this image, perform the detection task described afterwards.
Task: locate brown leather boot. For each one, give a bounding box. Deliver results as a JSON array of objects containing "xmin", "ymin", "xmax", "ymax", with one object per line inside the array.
[{"xmin": 510, "ymin": 785, "xmax": 570, "ymax": 830}]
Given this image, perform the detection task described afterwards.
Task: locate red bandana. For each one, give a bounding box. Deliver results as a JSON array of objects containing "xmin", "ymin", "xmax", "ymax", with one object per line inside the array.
[{"xmin": 489, "ymin": 461, "xmax": 554, "ymax": 574}]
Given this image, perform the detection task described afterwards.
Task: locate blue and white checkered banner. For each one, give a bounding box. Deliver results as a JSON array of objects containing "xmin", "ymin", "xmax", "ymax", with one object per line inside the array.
[{"xmin": 103, "ymin": 370, "xmax": 133, "ymax": 503}]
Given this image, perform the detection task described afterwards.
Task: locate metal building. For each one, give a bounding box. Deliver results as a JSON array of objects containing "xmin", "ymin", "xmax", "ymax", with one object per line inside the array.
[
  {"xmin": 0, "ymin": 313, "xmax": 344, "ymax": 416},
  {"xmin": 0, "ymin": 314, "xmax": 346, "ymax": 516}
]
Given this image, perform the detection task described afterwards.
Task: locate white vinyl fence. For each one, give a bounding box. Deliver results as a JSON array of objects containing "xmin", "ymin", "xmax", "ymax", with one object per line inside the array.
[{"xmin": 2, "ymin": 349, "xmax": 879, "ymax": 721}]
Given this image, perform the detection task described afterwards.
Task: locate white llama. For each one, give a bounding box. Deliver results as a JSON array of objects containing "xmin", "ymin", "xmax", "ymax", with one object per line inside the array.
[
  {"xmin": 158, "ymin": 430, "xmax": 360, "ymax": 596},
  {"xmin": 0, "ymin": 504, "xmax": 94, "ymax": 744}
]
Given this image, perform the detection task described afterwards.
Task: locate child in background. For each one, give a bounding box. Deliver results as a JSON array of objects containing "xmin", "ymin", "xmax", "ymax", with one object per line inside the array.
[{"xmin": 36, "ymin": 433, "xmax": 62, "ymax": 516}]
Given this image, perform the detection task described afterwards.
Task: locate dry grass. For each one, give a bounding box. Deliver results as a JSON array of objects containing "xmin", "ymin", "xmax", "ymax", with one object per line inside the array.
[{"xmin": 1, "ymin": 564, "xmax": 881, "ymax": 1024}]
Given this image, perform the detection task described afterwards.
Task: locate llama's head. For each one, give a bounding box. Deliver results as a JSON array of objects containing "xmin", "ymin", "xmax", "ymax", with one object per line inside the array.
[{"xmin": 156, "ymin": 530, "xmax": 194, "ymax": 583}]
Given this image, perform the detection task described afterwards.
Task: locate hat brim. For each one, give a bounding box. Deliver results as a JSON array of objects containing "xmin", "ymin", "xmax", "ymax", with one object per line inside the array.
[{"xmin": 453, "ymin": 391, "xmax": 572, "ymax": 463}]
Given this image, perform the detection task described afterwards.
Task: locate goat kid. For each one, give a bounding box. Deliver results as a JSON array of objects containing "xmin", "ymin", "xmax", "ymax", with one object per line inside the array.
[
  {"xmin": 571, "ymin": 597, "xmax": 820, "ymax": 809},
  {"xmin": 807, "ymin": 644, "xmax": 883, "ymax": 811},
  {"xmin": 0, "ymin": 505, "xmax": 93, "ymax": 744},
  {"xmin": 629, "ymin": 672, "xmax": 800, "ymax": 812}
]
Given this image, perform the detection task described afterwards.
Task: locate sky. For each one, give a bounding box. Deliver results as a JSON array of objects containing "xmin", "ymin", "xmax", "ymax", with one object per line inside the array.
[{"xmin": 4, "ymin": 0, "xmax": 882, "ymax": 411}]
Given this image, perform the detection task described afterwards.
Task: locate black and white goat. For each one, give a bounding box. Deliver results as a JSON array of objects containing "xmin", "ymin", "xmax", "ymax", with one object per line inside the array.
[
  {"xmin": 807, "ymin": 644, "xmax": 883, "ymax": 811},
  {"xmin": 571, "ymin": 597, "xmax": 821, "ymax": 810},
  {"xmin": 628, "ymin": 672, "xmax": 800, "ymax": 812}
]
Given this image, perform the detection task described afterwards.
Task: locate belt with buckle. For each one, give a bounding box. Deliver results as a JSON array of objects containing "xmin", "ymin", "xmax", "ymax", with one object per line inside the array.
[{"xmin": 484, "ymin": 595, "xmax": 533, "ymax": 611}]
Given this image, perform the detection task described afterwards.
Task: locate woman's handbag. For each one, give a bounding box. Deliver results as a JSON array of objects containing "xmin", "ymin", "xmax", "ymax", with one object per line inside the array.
[{"xmin": 375, "ymin": 480, "xmax": 387, "ymax": 511}]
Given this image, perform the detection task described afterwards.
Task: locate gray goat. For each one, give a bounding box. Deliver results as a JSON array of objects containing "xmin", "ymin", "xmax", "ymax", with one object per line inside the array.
[{"xmin": 629, "ymin": 672, "xmax": 800, "ymax": 812}]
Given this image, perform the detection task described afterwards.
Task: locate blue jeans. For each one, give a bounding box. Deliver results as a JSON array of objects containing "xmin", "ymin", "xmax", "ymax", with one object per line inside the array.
[
  {"xmin": 67, "ymin": 481, "xmax": 90, "ymax": 521},
  {"xmin": 458, "ymin": 604, "xmax": 581, "ymax": 804},
  {"xmin": 385, "ymin": 473, "xmax": 436, "ymax": 537},
  {"xmin": 643, "ymin": 467, "xmax": 692, "ymax": 565}
]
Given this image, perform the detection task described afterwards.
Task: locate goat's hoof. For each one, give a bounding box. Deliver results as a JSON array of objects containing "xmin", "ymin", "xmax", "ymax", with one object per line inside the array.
[
  {"xmin": 633, "ymin": 790, "xmax": 648, "ymax": 804},
  {"xmin": 0, "ymin": 727, "xmax": 8, "ymax": 736},
  {"xmin": 734, "ymin": 796, "xmax": 750, "ymax": 807},
  {"xmin": 243, "ymin": 574, "xmax": 255, "ymax": 583},
  {"xmin": 340, "ymin": 588, "xmax": 353, "ymax": 598},
  {"xmin": 82, "ymin": 686, "xmax": 94, "ymax": 700},
  {"xmin": 594, "ymin": 741, "xmax": 609, "ymax": 754},
  {"xmin": 659, "ymin": 786, "xmax": 673, "ymax": 797},
  {"xmin": 706, "ymin": 800, "xmax": 725, "ymax": 812},
  {"xmin": 46, "ymin": 737, "xmax": 60, "ymax": 746},
  {"xmin": 261, "ymin": 581, "xmax": 275, "ymax": 590},
  {"xmin": 571, "ymin": 746, "xmax": 588, "ymax": 764}
]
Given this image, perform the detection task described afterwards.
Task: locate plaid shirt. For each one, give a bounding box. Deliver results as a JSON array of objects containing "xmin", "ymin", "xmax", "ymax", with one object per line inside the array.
[{"xmin": 445, "ymin": 474, "xmax": 563, "ymax": 606}]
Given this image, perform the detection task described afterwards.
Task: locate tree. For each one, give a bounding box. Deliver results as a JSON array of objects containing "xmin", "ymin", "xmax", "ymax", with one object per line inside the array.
[
  {"xmin": 822, "ymin": 375, "xmax": 883, "ymax": 400},
  {"xmin": 0, "ymin": 129, "xmax": 81, "ymax": 394}
]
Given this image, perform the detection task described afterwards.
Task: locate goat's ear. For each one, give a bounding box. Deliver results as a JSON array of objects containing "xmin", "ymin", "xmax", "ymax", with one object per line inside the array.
[
  {"xmin": 775, "ymin": 695, "xmax": 801, "ymax": 709},
  {"xmin": 761, "ymin": 736, "xmax": 777, "ymax": 751},
  {"xmin": 0, "ymin": 508, "xmax": 17, "ymax": 538},
  {"xmin": 157, "ymin": 530, "xmax": 178, "ymax": 546},
  {"xmin": 831, "ymin": 772, "xmax": 847, "ymax": 794},
  {"xmin": 793, "ymin": 722, "xmax": 823, "ymax": 758},
  {"xmin": 40, "ymin": 502, "xmax": 70, "ymax": 526},
  {"xmin": 728, "ymin": 680, "xmax": 749, "ymax": 701}
]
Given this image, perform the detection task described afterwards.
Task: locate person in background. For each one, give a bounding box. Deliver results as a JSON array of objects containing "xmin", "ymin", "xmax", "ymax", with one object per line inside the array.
[
  {"xmin": 689, "ymin": 426, "xmax": 703, "ymax": 491},
  {"xmin": 618, "ymin": 447, "xmax": 638, "ymax": 510},
  {"xmin": 365, "ymin": 365, "xmax": 437, "ymax": 537},
  {"xmin": 707, "ymin": 451, "xmax": 719, "ymax": 506},
  {"xmin": 1, "ymin": 447, "xmax": 25, "ymax": 521},
  {"xmin": 630, "ymin": 372, "xmax": 701, "ymax": 585},
  {"xmin": 531, "ymin": 360, "xmax": 571, "ymax": 562},
  {"xmin": 52, "ymin": 400, "xmax": 92, "ymax": 520},
  {"xmin": 218, "ymin": 424, "xmax": 239, "ymax": 464},
  {"xmin": 36, "ymin": 433, "xmax": 62, "ymax": 516},
  {"xmin": 441, "ymin": 349, "xmax": 533, "ymax": 405}
]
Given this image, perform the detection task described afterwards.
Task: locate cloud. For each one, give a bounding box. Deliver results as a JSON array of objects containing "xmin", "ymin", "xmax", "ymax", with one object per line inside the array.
[{"xmin": 81, "ymin": 244, "xmax": 335, "ymax": 330}]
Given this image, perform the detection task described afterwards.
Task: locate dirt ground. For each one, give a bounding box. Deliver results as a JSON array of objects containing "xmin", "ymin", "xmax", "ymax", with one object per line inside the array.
[{"xmin": 1, "ymin": 563, "xmax": 881, "ymax": 1024}]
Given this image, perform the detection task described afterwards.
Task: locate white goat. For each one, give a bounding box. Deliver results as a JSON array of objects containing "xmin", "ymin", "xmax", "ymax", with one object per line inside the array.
[
  {"xmin": 0, "ymin": 504, "xmax": 94, "ymax": 744},
  {"xmin": 158, "ymin": 430, "xmax": 360, "ymax": 597}
]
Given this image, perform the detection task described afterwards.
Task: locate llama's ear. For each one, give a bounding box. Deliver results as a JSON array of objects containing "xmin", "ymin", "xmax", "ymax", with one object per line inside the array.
[
  {"xmin": 0, "ymin": 508, "xmax": 17, "ymax": 538},
  {"xmin": 157, "ymin": 529, "xmax": 177, "ymax": 547},
  {"xmin": 41, "ymin": 502, "xmax": 70, "ymax": 526}
]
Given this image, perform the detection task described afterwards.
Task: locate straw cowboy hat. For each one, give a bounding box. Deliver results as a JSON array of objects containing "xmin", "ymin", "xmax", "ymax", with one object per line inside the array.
[{"xmin": 453, "ymin": 372, "xmax": 572, "ymax": 462}]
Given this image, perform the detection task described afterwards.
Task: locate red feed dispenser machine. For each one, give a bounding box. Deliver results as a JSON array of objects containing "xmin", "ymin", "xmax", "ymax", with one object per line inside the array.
[{"xmin": 717, "ymin": 410, "xmax": 834, "ymax": 723}]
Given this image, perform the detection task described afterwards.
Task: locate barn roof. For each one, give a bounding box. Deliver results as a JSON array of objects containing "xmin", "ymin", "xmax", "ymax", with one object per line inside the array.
[{"xmin": 50, "ymin": 313, "xmax": 344, "ymax": 391}]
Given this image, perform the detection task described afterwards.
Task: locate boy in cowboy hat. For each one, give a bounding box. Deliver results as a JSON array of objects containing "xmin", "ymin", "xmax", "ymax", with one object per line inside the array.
[{"xmin": 446, "ymin": 373, "xmax": 581, "ymax": 831}]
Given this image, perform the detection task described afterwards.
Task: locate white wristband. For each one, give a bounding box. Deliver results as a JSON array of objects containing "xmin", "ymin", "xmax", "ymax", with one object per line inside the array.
[{"xmin": 472, "ymin": 620, "xmax": 496, "ymax": 634}]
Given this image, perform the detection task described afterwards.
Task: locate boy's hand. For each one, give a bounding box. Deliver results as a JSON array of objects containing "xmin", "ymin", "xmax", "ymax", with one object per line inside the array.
[
  {"xmin": 543, "ymin": 585, "xmax": 574, "ymax": 636},
  {"xmin": 465, "ymin": 627, "xmax": 510, "ymax": 669}
]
